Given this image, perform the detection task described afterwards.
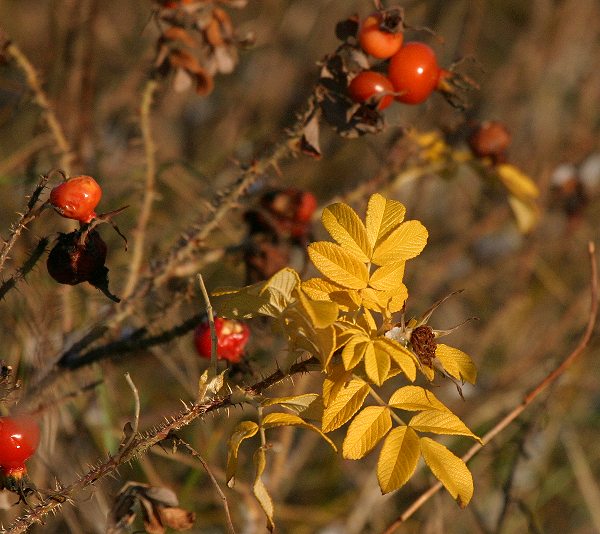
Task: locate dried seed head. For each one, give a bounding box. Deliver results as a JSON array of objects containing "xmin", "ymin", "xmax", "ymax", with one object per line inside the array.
[{"xmin": 410, "ymin": 325, "xmax": 436, "ymax": 367}]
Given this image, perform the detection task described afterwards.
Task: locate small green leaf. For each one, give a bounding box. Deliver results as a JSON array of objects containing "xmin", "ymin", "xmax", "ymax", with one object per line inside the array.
[
  {"xmin": 322, "ymin": 203, "xmax": 372, "ymax": 262},
  {"xmin": 308, "ymin": 242, "xmax": 369, "ymax": 289},
  {"xmin": 377, "ymin": 426, "xmax": 420, "ymax": 494},
  {"xmin": 343, "ymin": 406, "xmax": 392, "ymax": 460},
  {"xmin": 226, "ymin": 421, "xmax": 259, "ymax": 487},
  {"xmin": 420, "ymin": 437, "xmax": 474, "ymax": 508}
]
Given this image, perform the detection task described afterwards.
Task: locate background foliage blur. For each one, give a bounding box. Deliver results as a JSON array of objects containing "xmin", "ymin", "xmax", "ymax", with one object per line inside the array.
[{"xmin": 1, "ymin": 0, "xmax": 599, "ymax": 532}]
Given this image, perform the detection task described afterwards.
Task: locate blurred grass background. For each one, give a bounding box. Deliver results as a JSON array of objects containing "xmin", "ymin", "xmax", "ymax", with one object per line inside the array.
[{"xmin": 0, "ymin": 0, "xmax": 599, "ymax": 532}]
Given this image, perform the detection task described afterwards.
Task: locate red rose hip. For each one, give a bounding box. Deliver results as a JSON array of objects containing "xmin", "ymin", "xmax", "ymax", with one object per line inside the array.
[
  {"xmin": 194, "ymin": 317, "xmax": 250, "ymax": 363},
  {"xmin": 50, "ymin": 175, "xmax": 102, "ymax": 223},
  {"xmin": 0, "ymin": 416, "xmax": 40, "ymax": 478},
  {"xmin": 358, "ymin": 13, "xmax": 404, "ymax": 59},
  {"xmin": 348, "ymin": 71, "xmax": 394, "ymax": 110},
  {"xmin": 388, "ymin": 42, "xmax": 440, "ymax": 104}
]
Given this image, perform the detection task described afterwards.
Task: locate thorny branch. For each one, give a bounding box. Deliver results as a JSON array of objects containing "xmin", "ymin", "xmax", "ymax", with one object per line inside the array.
[
  {"xmin": 5, "ymin": 357, "xmax": 319, "ymax": 533},
  {"xmin": 383, "ymin": 241, "xmax": 598, "ymax": 534}
]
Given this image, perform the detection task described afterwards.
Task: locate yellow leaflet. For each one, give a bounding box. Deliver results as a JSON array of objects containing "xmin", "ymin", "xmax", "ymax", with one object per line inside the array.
[
  {"xmin": 260, "ymin": 394, "xmax": 320, "ymax": 413},
  {"xmin": 508, "ymin": 195, "xmax": 540, "ymax": 234},
  {"xmin": 496, "ymin": 164, "xmax": 539, "ymax": 200},
  {"xmin": 435, "ymin": 344, "xmax": 477, "ymax": 384},
  {"xmin": 366, "ymin": 194, "xmax": 406, "ymax": 250},
  {"xmin": 262, "ymin": 413, "xmax": 337, "ymax": 451},
  {"xmin": 342, "ymin": 406, "xmax": 392, "ymax": 460},
  {"xmin": 409, "ymin": 411, "xmax": 480, "ymax": 441},
  {"xmin": 302, "ymin": 278, "xmax": 341, "ymax": 301},
  {"xmin": 342, "ymin": 337, "xmax": 369, "ymax": 370},
  {"xmin": 322, "ymin": 364, "xmax": 353, "ymax": 407},
  {"xmin": 297, "ymin": 289, "xmax": 339, "ymax": 329},
  {"xmin": 311, "ymin": 325, "xmax": 337, "ymax": 367},
  {"xmin": 364, "ymin": 342, "xmax": 390, "ymax": 386},
  {"xmin": 212, "ymin": 290, "xmax": 271, "ymax": 319},
  {"xmin": 226, "ymin": 421, "xmax": 259, "ymax": 487},
  {"xmin": 308, "ymin": 242, "xmax": 369, "ymax": 289},
  {"xmin": 330, "ymin": 289, "xmax": 362, "ymax": 312},
  {"xmin": 369, "ymin": 262, "xmax": 406, "ymax": 291},
  {"xmin": 371, "ymin": 220, "xmax": 428, "ymax": 266},
  {"xmin": 259, "ymin": 268, "xmax": 300, "ymax": 301},
  {"xmin": 322, "ymin": 377, "xmax": 370, "ymax": 433},
  {"xmin": 253, "ymin": 448, "xmax": 275, "ymax": 532},
  {"xmin": 419, "ymin": 437, "xmax": 474, "ymax": 508},
  {"xmin": 377, "ymin": 426, "xmax": 420, "ymax": 494},
  {"xmin": 357, "ymin": 308, "xmax": 377, "ymax": 332},
  {"xmin": 375, "ymin": 338, "xmax": 417, "ymax": 382},
  {"xmin": 388, "ymin": 386, "xmax": 449, "ymax": 412},
  {"xmin": 322, "ymin": 203, "xmax": 372, "ymax": 262}
]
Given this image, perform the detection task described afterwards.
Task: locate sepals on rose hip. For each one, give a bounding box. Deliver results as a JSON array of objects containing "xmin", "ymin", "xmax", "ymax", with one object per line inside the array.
[{"xmin": 194, "ymin": 317, "xmax": 250, "ymax": 363}]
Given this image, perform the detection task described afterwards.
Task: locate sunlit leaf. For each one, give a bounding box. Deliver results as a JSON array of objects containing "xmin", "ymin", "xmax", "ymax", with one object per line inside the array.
[
  {"xmin": 311, "ymin": 325, "xmax": 337, "ymax": 367},
  {"xmin": 322, "ymin": 364, "xmax": 353, "ymax": 407},
  {"xmin": 419, "ymin": 437, "xmax": 474, "ymax": 508},
  {"xmin": 302, "ymin": 278, "xmax": 342, "ymax": 301},
  {"xmin": 322, "ymin": 203, "xmax": 372, "ymax": 262},
  {"xmin": 342, "ymin": 336, "xmax": 369, "ymax": 370},
  {"xmin": 375, "ymin": 338, "xmax": 417, "ymax": 382},
  {"xmin": 364, "ymin": 341, "xmax": 390, "ymax": 386},
  {"xmin": 343, "ymin": 406, "xmax": 392, "ymax": 460},
  {"xmin": 371, "ymin": 220, "xmax": 428, "ymax": 266},
  {"xmin": 260, "ymin": 394, "xmax": 320, "ymax": 413},
  {"xmin": 253, "ymin": 448, "xmax": 275, "ymax": 532},
  {"xmin": 260, "ymin": 268, "xmax": 301, "ymax": 301},
  {"xmin": 365, "ymin": 194, "xmax": 406, "ymax": 250},
  {"xmin": 496, "ymin": 164, "xmax": 539, "ymax": 200},
  {"xmin": 330, "ymin": 289, "xmax": 363, "ymax": 312},
  {"xmin": 369, "ymin": 262, "xmax": 406, "ymax": 291},
  {"xmin": 377, "ymin": 426, "xmax": 420, "ymax": 494},
  {"xmin": 308, "ymin": 242, "xmax": 369, "ymax": 289},
  {"xmin": 296, "ymin": 290, "xmax": 339, "ymax": 328},
  {"xmin": 263, "ymin": 412, "xmax": 337, "ymax": 450},
  {"xmin": 212, "ymin": 290, "xmax": 271, "ymax": 319},
  {"xmin": 409, "ymin": 411, "xmax": 480, "ymax": 441},
  {"xmin": 388, "ymin": 386, "xmax": 449, "ymax": 412},
  {"xmin": 226, "ymin": 421, "xmax": 259, "ymax": 487},
  {"xmin": 435, "ymin": 344, "xmax": 477, "ymax": 384},
  {"xmin": 322, "ymin": 377, "xmax": 370, "ymax": 433}
]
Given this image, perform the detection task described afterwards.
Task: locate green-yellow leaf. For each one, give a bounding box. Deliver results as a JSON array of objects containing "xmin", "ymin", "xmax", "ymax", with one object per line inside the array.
[
  {"xmin": 371, "ymin": 220, "xmax": 428, "ymax": 266},
  {"xmin": 253, "ymin": 447, "xmax": 275, "ymax": 532},
  {"xmin": 377, "ymin": 426, "xmax": 420, "ymax": 494},
  {"xmin": 212, "ymin": 290, "xmax": 271, "ymax": 319},
  {"xmin": 260, "ymin": 268, "xmax": 301, "ymax": 301},
  {"xmin": 263, "ymin": 412, "xmax": 337, "ymax": 451},
  {"xmin": 365, "ymin": 194, "xmax": 406, "ymax": 250},
  {"xmin": 364, "ymin": 341, "xmax": 390, "ymax": 386},
  {"xmin": 419, "ymin": 437, "xmax": 474, "ymax": 508},
  {"xmin": 308, "ymin": 242, "xmax": 369, "ymax": 289},
  {"xmin": 226, "ymin": 421, "xmax": 259, "ymax": 487},
  {"xmin": 496, "ymin": 163, "xmax": 539, "ymax": 200},
  {"xmin": 435, "ymin": 344, "xmax": 477, "ymax": 384},
  {"xmin": 369, "ymin": 262, "xmax": 406, "ymax": 291},
  {"xmin": 409, "ymin": 411, "xmax": 480, "ymax": 441},
  {"xmin": 260, "ymin": 394, "xmax": 320, "ymax": 413},
  {"xmin": 343, "ymin": 406, "xmax": 392, "ymax": 460},
  {"xmin": 388, "ymin": 386, "xmax": 449, "ymax": 412},
  {"xmin": 342, "ymin": 336, "xmax": 369, "ymax": 370},
  {"xmin": 322, "ymin": 377, "xmax": 370, "ymax": 433},
  {"xmin": 297, "ymin": 289, "xmax": 339, "ymax": 328},
  {"xmin": 322, "ymin": 203, "xmax": 372, "ymax": 262},
  {"xmin": 375, "ymin": 338, "xmax": 417, "ymax": 382}
]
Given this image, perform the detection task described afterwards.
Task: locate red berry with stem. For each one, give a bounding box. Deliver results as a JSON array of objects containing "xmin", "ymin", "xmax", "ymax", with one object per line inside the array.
[
  {"xmin": 0, "ymin": 416, "xmax": 40, "ymax": 479},
  {"xmin": 194, "ymin": 317, "xmax": 250, "ymax": 363},
  {"xmin": 50, "ymin": 175, "xmax": 102, "ymax": 223},
  {"xmin": 358, "ymin": 13, "xmax": 404, "ymax": 59},
  {"xmin": 388, "ymin": 42, "xmax": 440, "ymax": 104},
  {"xmin": 348, "ymin": 71, "xmax": 394, "ymax": 110}
]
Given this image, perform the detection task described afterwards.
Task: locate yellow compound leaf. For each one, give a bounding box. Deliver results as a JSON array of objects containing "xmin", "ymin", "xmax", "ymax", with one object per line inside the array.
[
  {"xmin": 496, "ymin": 163, "xmax": 540, "ymax": 200},
  {"xmin": 342, "ymin": 406, "xmax": 392, "ymax": 460},
  {"xmin": 508, "ymin": 195, "xmax": 540, "ymax": 234},
  {"xmin": 322, "ymin": 364, "xmax": 353, "ymax": 407},
  {"xmin": 365, "ymin": 194, "xmax": 406, "ymax": 250},
  {"xmin": 377, "ymin": 426, "xmax": 420, "ymax": 494},
  {"xmin": 435, "ymin": 344, "xmax": 477, "ymax": 384},
  {"xmin": 368, "ymin": 262, "xmax": 406, "ymax": 291},
  {"xmin": 419, "ymin": 437, "xmax": 474, "ymax": 508},
  {"xmin": 342, "ymin": 336, "xmax": 369, "ymax": 370},
  {"xmin": 388, "ymin": 386, "xmax": 449, "ymax": 412},
  {"xmin": 302, "ymin": 278, "xmax": 341, "ymax": 301},
  {"xmin": 322, "ymin": 377, "xmax": 370, "ymax": 433},
  {"xmin": 371, "ymin": 220, "xmax": 428, "ymax": 266},
  {"xmin": 311, "ymin": 324, "xmax": 337, "ymax": 367},
  {"xmin": 253, "ymin": 447, "xmax": 275, "ymax": 532},
  {"xmin": 226, "ymin": 421, "xmax": 259, "ymax": 487},
  {"xmin": 409, "ymin": 411, "xmax": 480, "ymax": 441},
  {"xmin": 364, "ymin": 341, "xmax": 391, "ymax": 386},
  {"xmin": 322, "ymin": 203, "xmax": 372, "ymax": 263},
  {"xmin": 308, "ymin": 242, "xmax": 369, "ymax": 289},
  {"xmin": 262, "ymin": 412, "xmax": 337, "ymax": 451},
  {"xmin": 297, "ymin": 290, "xmax": 339, "ymax": 329},
  {"xmin": 375, "ymin": 337, "xmax": 417, "ymax": 382}
]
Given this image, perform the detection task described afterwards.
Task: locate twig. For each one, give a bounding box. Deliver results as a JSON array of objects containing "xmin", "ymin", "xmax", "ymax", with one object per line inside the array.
[
  {"xmin": 122, "ymin": 78, "xmax": 160, "ymax": 299},
  {"xmin": 173, "ymin": 437, "xmax": 237, "ymax": 534},
  {"xmin": 0, "ymin": 237, "xmax": 49, "ymax": 299},
  {"xmin": 383, "ymin": 241, "xmax": 598, "ymax": 533},
  {"xmin": 122, "ymin": 373, "xmax": 140, "ymax": 451},
  {"xmin": 5, "ymin": 357, "xmax": 319, "ymax": 533},
  {"xmin": 197, "ymin": 273, "xmax": 218, "ymax": 377}
]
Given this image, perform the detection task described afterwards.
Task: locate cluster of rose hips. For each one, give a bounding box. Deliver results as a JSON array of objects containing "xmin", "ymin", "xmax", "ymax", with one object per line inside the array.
[
  {"xmin": 347, "ymin": 10, "xmax": 461, "ymax": 110},
  {"xmin": 46, "ymin": 174, "xmax": 124, "ymax": 302}
]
